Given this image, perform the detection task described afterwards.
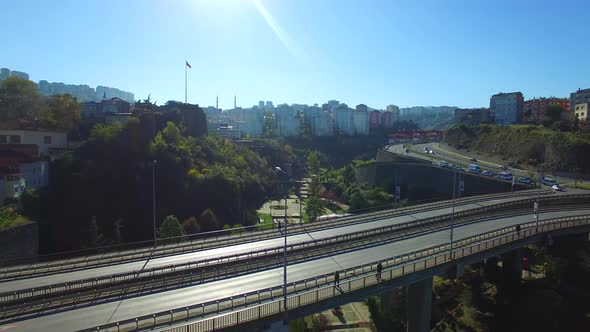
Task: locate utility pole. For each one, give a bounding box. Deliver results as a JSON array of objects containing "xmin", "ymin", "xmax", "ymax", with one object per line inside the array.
[
  {"xmin": 449, "ymin": 171, "xmax": 457, "ymax": 260},
  {"xmin": 152, "ymin": 160, "xmax": 157, "ymax": 247},
  {"xmin": 274, "ymin": 167, "xmax": 289, "ymax": 316}
]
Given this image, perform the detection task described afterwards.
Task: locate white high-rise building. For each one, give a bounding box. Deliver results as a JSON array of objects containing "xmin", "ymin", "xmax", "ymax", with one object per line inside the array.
[
  {"xmin": 333, "ymin": 104, "xmax": 354, "ymax": 135},
  {"xmin": 304, "ymin": 106, "xmax": 333, "ymax": 136},
  {"xmin": 275, "ymin": 105, "xmax": 300, "ymax": 136},
  {"xmin": 353, "ymin": 107, "xmax": 369, "ymax": 135},
  {"xmin": 241, "ymin": 108, "xmax": 264, "ymax": 137},
  {"xmin": 386, "ymin": 105, "xmax": 400, "ymax": 124}
]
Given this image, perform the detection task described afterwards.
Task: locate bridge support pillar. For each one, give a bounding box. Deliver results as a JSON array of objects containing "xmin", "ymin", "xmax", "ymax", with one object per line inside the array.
[
  {"xmin": 501, "ymin": 248, "xmax": 522, "ymax": 294},
  {"xmin": 406, "ymin": 277, "xmax": 433, "ymax": 332}
]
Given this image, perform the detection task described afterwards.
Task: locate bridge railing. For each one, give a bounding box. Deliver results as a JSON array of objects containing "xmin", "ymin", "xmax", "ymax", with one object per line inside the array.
[
  {"xmin": 2, "ymin": 193, "xmax": 586, "ymax": 307},
  {"xmin": 0, "ymin": 189, "xmax": 558, "ymax": 279},
  {"xmin": 80, "ymin": 213, "xmax": 590, "ymax": 332},
  {"xmin": 2, "ymin": 194, "xmax": 581, "ymax": 306}
]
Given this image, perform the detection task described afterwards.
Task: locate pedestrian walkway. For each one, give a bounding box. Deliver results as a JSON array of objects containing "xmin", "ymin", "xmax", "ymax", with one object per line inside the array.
[{"xmin": 314, "ymin": 301, "xmax": 373, "ymax": 332}]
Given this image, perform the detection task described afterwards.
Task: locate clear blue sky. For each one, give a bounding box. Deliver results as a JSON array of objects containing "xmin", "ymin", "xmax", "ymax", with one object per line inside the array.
[{"xmin": 1, "ymin": 0, "xmax": 588, "ymax": 109}]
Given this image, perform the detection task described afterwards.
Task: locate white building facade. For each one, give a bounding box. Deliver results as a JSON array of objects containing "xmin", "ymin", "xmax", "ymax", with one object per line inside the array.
[
  {"xmin": 0, "ymin": 130, "xmax": 67, "ymax": 157},
  {"xmin": 353, "ymin": 109, "xmax": 369, "ymax": 135},
  {"xmin": 275, "ymin": 106, "xmax": 300, "ymax": 137},
  {"xmin": 333, "ymin": 104, "xmax": 354, "ymax": 135}
]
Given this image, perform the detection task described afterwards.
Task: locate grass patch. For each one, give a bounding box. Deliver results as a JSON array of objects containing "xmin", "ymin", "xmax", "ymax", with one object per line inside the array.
[
  {"xmin": 566, "ymin": 182, "xmax": 590, "ymax": 190},
  {"xmin": 0, "ymin": 207, "xmax": 30, "ymax": 231},
  {"xmin": 255, "ymin": 212, "xmax": 274, "ymax": 231}
]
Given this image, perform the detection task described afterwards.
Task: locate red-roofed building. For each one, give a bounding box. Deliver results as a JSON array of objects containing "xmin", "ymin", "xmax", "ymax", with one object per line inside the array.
[
  {"xmin": 387, "ymin": 130, "xmax": 443, "ymax": 143},
  {"xmin": 523, "ymin": 97, "xmax": 570, "ymax": 124}
]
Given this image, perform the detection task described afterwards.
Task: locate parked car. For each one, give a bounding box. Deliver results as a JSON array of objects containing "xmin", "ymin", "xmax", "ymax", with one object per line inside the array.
[
  {"xmin": 482, "ymin": 170, "xmax": 495, "ymax": 177},
  {"xmin": 439, "ymin": 161, "xmax": 450, "ymax": 168},
  {"xmin": 517, "ymin": 177, "xmax": 534, "ymax": 185},
  {"xmin": 454, "ymin": 166, "xmax": 465, "ymax": 172},
  {"xmin": 541, "ymin": 178, "xmax": 559, "ymax": 186},
  {"xmin": 405, "ymin": 148, "xmax": 409, "ymax": 153},
  {"xmin": 497, "ymin": 171, "xmax": 513, "ymax": 181}
]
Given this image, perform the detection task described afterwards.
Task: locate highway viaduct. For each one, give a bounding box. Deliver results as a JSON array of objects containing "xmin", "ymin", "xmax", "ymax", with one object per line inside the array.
[{"xmin": 0, "ymin": 191, "xmax": 589, "ymax": 332}]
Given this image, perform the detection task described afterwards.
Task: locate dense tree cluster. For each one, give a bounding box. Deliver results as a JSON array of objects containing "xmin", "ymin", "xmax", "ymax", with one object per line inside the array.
[
  {"xmin": 24, "ymin": 115, "xmax": 274, "ymax": 252},
  {"xmin": 325, "ymin": 163, "xmax": 394, "ymax": 212},
  {"xmin": 0, "ymin": 77, "xmax": 80, "ymax": 131}
]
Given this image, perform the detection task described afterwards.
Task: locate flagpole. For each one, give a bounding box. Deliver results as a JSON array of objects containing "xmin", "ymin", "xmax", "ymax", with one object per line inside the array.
[{"xmin": 185, "ymin": 62, "xmax": 187, "ymax": 104}]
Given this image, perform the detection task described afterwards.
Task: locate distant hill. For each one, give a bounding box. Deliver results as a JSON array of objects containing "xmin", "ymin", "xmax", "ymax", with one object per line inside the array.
[{"xmin": 400, "ymin": 106, "xmax": 456, "ymax": 130}]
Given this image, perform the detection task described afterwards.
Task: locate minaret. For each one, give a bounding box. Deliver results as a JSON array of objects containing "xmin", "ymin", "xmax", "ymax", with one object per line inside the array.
[
  {"xmin": 216, "ymin": 95, "xmax": 218, "ymax": 109},
  {"xmin": 234, "ymin": 94, "xmax": 237, "ymax": 108}
]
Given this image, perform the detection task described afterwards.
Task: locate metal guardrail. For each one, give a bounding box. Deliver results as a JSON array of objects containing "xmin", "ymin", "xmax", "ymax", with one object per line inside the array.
[
  {"xmin": 2, "ymin": 192, "xmax": 581, "ymax": 308},
  {"xmin": 0, "ymin": 189, "xmax": 555, "ymax": 279},
  {"xmin": 79, "ymin": 213, "xmax": 590, "ymax": 332},
  {"xmin": 382, "ymin": 147, "xmax": 536, "ymax": 187},
  {"xmin": 5, "ymin": 201, "xmax": 577, "ymax": 315}
]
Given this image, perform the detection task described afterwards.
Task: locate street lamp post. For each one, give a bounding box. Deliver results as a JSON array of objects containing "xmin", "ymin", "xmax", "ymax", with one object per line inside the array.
[
  {"xmin": 274, "ymin": 167, "xmax": 289, "ymax": 314},
  {"xmin": 536, "ymin": 166, "xmax": 543, "ymax": 232},
  {"xmin": 152, "ymin": 160, "xmax": 157, "ymax": 247},
  {"xmin": 449, "ymin": 171, "xmax": 457, "ymax": 260}
]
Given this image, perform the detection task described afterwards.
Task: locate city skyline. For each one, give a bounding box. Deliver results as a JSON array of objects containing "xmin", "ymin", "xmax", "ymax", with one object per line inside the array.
[{"xmin": 2, "ymin": 0, "xmax": 589, "ymax": 109}]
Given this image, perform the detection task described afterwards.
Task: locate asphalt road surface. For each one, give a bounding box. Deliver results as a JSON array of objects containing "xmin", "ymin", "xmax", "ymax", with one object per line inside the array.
[
  {"xmin": 5, "ymin": 209, "xmax": 590, "ymax": 332},
  {"xmin": 2, "ymin": 191, "xmax": 550, "ymax": 293}
]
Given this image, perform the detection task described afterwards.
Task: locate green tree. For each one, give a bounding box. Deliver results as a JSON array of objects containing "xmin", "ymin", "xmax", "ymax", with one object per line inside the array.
[
  {"xmin": 182, "ymin": 216, "xmax": 200, "ymax": 235},
  {"xmin": 42, "ymin": 94, "xmax": 81, "ymax": 130},
  {"xmin": 0, "ymin": 76, "xmax": 42, "ymax": 128},
  {"xmin": 307, "ymin": 151, "xmax": 321, "ymax": 176},
  {"xmin": 159, "ymin": 215, "xmax": 185, "ymax": 241},
  {"xmin": 113, "ymin": 218, "xmax": 123, "ymax": 244},
  {"xmin": 198, "ymin": 208, "xmax": 219, "ymax": 233},
  {"xmin": 304, "ymin": 195, "xmax": 324, "ymax": 222},
  {"xmin": 86, "ymin": 216, "xmax": 104, "ymax": 247},
  {"xmin": 543, "ymin": 104, "xmax": 564, "ymax": 126},
  {"xmin": 231, "ymin": 224, "xmax": 245, "ymax": 235}
]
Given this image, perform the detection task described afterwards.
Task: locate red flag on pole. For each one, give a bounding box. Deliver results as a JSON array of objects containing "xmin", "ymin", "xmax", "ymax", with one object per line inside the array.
[{"xmin": 186, "ymin": 61, "xmax": 192, "ymax": 69}]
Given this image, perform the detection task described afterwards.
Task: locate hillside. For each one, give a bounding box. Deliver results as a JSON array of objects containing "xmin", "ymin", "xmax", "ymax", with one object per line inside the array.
[
  {"xmin": 400, "ymin": 106, "xmax": 456, "ymax": 130},
  {"xmin": 443, "ymin": 124, "xmax": 590, "ymax": 173}
]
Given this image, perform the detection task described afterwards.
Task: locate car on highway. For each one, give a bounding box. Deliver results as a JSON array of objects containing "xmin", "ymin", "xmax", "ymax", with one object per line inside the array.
[
  {"xmin": 428, "ymin": 150, "xmax": 434, "ymax": 154},
  {"xmin": 517, "ymin": 177, "xmax": 534, "ymax": 185},
  {"xmin": 552, "ymin": 184, "xmax": 564, "ymax": 191},
  {"xmin": 405, "ymin": 148, "xmax": 409, "ymax": 153},
  {"xmin": 482, "ymin": 170, "xmax": 495, "ymax": 177},
  {"xmin": 439, "ymin": 161, "xmax": 450, "ymax": 168},
  {"xmin": 469, "ymin": 158, "xmax": 477, "ymax": 162},
  {"xmin": 497, "ymin": 171, "xmax": 513, "ymax": 181},
  {"xmin": 541, "ymin": 177, "xmax": 559, "ymax": 186}
]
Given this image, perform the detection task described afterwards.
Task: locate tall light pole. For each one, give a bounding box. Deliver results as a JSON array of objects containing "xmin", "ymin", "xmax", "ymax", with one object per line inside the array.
[
  {"xmin": 536, "ymin": 166, "xmax": 543, "ymax": 232},
  {"xmin": 152, "ymin": 160, "xmax": 158, "ymax": 247},
  {"xmin": 449, "ymin": 171, "xmax": 457, "ymax": 260},
  {"xmin": 274, "ymin": 166, "xmax": 289, "ymax": 314}
]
